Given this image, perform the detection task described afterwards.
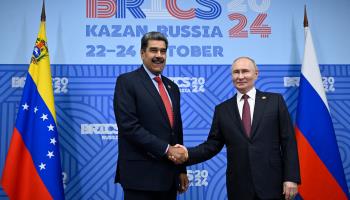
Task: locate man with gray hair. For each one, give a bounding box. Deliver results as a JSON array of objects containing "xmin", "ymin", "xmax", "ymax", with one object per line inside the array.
[{"xmin": 170, "ymin": 57, "xmax": 300, "ymax": 200}]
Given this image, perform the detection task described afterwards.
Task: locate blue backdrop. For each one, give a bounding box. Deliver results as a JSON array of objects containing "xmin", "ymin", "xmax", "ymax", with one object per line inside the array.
[{"xmin": 1, "ymin": 0, "xmax": 350, "ymax": 199}]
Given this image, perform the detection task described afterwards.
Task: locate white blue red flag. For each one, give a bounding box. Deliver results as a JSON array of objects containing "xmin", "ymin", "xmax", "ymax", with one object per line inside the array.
[
  {"xmin": 0, "ymin": 2, "xmax": 65, "ymax": 200},
  {"xmin": 295, "ymin": 9, "xmax": 349, "ymax": 200}
]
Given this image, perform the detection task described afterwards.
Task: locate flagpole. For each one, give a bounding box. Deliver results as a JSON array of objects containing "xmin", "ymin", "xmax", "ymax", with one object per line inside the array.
[
  {"xmin": 41, "ymin": 0, "xmax": 46, "ymax": 22},
  {"xmin": 303, "ymin": 5, "xmax": 308, "ymax": 28}
]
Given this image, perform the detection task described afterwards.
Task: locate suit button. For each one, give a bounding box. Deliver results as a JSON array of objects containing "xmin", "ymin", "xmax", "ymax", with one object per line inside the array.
[{"xmin": 171, "ymin": 132, "xmax": 175, "ymax": 136}]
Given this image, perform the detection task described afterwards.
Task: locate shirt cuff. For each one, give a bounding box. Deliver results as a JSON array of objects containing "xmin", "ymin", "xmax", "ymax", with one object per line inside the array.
[{"xmin": 164, "ymin": 144, "xmax": 170, "ymax": 155}]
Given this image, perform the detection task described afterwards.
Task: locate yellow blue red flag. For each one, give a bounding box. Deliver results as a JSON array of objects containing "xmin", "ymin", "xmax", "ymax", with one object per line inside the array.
[{"xmin": 0, "ymin": 2, "xmax": 65, "ymax": 200}]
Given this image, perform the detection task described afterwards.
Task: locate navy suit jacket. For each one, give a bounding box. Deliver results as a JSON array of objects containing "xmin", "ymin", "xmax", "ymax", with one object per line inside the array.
[
  {"xmin": 114, "ymin": 66, "xmax": 186, "ymax": 191},
  {"xmin": 187, "ymin": 90, "xmax": 300, "ymax": 200}
]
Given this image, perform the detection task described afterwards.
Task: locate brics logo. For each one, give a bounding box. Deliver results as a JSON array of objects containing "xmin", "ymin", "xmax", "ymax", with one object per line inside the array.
[
  {"xmin": 86, "ymin": 0, "xmax": 117, "ymax": 18},
  {"xmin": 86, "ymin": 0, "xmax": 221, "ymax": 19}
]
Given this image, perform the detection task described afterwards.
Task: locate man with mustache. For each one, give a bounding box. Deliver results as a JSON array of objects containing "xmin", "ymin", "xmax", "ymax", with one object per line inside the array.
[
  {"xmin": 170, "ymin": 57, "xmax": 300, "ymax": 200},
  {"xmin": 113, "ymin": 31, "xmax": 189, "ymax": 200}
]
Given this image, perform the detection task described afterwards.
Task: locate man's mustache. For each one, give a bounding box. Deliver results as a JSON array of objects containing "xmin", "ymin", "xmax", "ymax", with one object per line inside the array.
[{"xmin": 152, "ymin": 57, "xmax": 165, "ymax": 63}]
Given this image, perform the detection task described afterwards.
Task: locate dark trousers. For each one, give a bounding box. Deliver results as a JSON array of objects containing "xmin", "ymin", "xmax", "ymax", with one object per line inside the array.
[
  {"xmin": 123, "ymin": 185, "xmax": 177, "ymax": 200},
  {"xmin": 254, "ymin": 193, "xmax": 284, "ymax": 200}
]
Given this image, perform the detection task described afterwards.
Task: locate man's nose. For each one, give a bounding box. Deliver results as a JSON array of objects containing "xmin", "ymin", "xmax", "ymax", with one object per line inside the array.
[{"xmin": 155, "ymin": 50, "xmax": 162, "ymax": 57}]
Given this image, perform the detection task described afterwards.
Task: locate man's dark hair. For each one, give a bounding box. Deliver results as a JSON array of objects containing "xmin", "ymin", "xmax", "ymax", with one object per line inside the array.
[{"xmin": 140, "ymin": 32, "xmax": 168, "ymax": 51}]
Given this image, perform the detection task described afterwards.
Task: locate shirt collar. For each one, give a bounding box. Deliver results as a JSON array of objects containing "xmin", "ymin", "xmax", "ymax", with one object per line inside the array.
[
  {"xmin": 237, "ymin": 87, "xmax": 256, "ymax": 101},
  {"xmin": 143, "ymin": 64, "xmax": 161, "ymax": 80}
]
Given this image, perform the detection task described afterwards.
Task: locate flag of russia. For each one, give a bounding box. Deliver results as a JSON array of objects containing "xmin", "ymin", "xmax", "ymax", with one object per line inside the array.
[{"xmin": 295, "ymin": 23, "xmax": 349, "ymax": 199}]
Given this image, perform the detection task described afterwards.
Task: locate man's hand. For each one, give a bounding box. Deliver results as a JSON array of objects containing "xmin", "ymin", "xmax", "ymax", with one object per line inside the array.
[
  {"xmin": 283, "ymin": 181, "xmax": 298, "ymax": 200},
  {"xmin": 178, "ymin": 173, "xmax": 189, "ymax": 193},
  {"xmin": 167, "ymin": 144, "xmax": 188, "ymax": 164}
]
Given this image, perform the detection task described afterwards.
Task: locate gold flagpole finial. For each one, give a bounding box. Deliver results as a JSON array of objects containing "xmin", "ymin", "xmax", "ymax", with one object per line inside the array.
[
  {"xmin": 41, "ymin": 0, "xmax": 46, "ymax": 22},
  {"xmin": 304, "ymin": 5, "xmax": 309, "ymax": 28}
]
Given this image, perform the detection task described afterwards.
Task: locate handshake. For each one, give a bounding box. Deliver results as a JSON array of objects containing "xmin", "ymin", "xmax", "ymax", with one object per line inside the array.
[{"xmin": 166, "ymin": 144, "xmax": 188, "ymax": 164}]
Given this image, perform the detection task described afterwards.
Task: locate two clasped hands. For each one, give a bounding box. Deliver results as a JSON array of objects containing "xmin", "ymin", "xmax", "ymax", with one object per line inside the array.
[{"xmin": 166, "ymin": 144, "xmax": 188, "ymax": 165}]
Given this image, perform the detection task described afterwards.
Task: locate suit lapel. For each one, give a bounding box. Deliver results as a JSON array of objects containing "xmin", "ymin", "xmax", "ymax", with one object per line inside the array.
[
  {"xmin": 228, "ymin": 95, "xmax": 247, "ymax": 139},
  {"xmin": 163, "ymin": 78, "xmax": 177, "ymax": 127},
  {"xmin": 163, "ymin": 78, "xmax": 177, "ymax": 109},
  {"xmin": 137, "ymin": 67, "xmax": 171, "ymax": 127},
  {"xmin": 250, "ymin": 90, "xmax": 268, "ymax": 138}
]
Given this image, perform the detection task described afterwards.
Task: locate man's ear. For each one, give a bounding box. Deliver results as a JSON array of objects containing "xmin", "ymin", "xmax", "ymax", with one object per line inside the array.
[{"xmin": 140, "ymin": 49, "xmax": 145, "ymax": 58}]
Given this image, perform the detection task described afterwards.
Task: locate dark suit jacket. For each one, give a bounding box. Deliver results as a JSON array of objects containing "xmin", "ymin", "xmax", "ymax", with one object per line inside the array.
[
  {"xmin": 113, "ymin": 66, "xmax": 186, "ymax": 191},
  {"xmin": 187, "ymin": 90, "xmax": 300, "ymax": 200}
]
